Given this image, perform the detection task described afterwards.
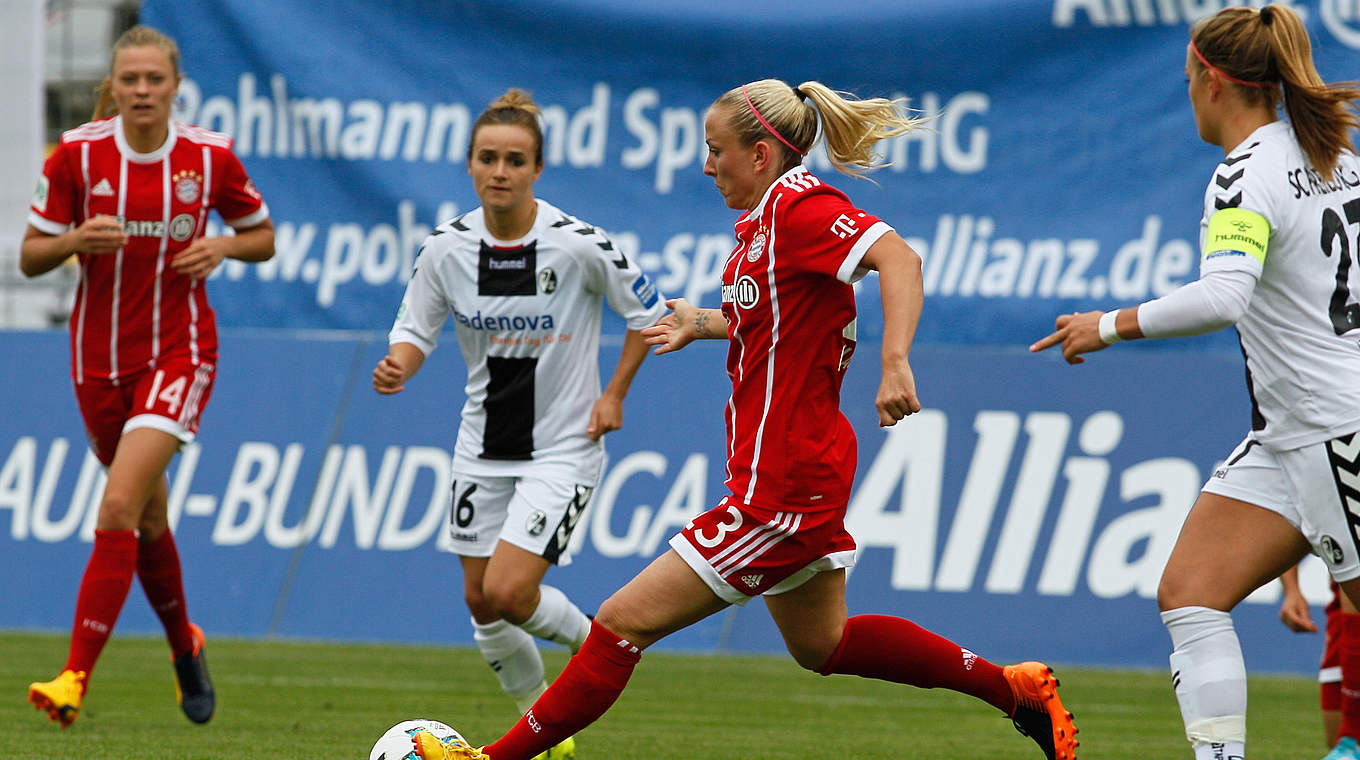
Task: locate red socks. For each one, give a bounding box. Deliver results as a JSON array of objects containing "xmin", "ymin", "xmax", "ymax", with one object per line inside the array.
[
  {"xmin": 817, "ymin": 614, "xmax": 1015, "ymax": 714},
  {"xmin": 1339, "ymin": 612, "xmax": 1360, "ymax": 741},
  {"xmin": 137, "ymin": 529, "xmax": 194, "ymax": 657},
  {"xmin": 64, "ymin": 529, "xmax": 138, "ymax": 675},
  {"xmin": 479, "ymin": 615, "xmax": 1018, "ymax": 758},
  {"xmin": 484, "ymin": 620, "xmax": 642, "ymax": 759}
]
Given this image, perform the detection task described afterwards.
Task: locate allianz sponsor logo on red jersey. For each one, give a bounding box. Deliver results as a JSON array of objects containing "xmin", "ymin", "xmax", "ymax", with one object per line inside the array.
[
  {"xmin": 121, "ymin": 217, "xmax": 166, "ymax": 238},
  {"xmin": 118, "ymin": 215, "xmax": 198, "ymax": 242},
  {"xmin": 721, "ymin": 276, "xmax": 760, "ymax": 309}
]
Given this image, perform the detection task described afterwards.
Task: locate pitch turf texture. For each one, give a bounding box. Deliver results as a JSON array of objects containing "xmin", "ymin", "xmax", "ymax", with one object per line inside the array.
[{"xmin": 1, "ymin": 631, "xmax": 1317, "ymax": 759}]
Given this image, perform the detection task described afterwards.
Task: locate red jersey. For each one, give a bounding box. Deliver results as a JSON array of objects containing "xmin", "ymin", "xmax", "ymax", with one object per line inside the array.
[
  {"xmin": 720, "ymin": 166, "xmax": 891, "ymax": 510},
  {"xmin": 28, "ymin": 116, "xmax": 268, "ymax": 382}
]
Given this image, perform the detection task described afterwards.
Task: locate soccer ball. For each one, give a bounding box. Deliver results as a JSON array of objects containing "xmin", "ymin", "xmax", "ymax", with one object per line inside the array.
[{"xmin": 369, "ymin": 719, "xmax": 466, "ymax": 760}]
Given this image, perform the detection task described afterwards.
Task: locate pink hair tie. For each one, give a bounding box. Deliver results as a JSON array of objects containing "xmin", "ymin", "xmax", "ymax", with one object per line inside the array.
[
  {"xmin": 741, "ymin": 84, "xmax": 807, "ymax": 156},
  {"xmin": 1191, "ymin": 39, "xmax": 1267, "ymax": 89}
]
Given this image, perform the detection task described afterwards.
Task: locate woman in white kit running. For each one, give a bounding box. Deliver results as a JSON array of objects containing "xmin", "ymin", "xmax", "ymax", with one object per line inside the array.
[
  {"xmin": 1032, "ymin": 5, "xmax": 1360, "ymax": 759},
  {"xmin": 373, "ymin": 88, "xmax": 666, "ymax": 760}
]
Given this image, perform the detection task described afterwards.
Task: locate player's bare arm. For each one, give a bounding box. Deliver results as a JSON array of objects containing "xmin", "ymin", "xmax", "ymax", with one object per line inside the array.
[
  {"xmin": 693, "ymin": 309, "xmax": 726, "ymax": 338},
  {"xmin": 588, "ymin": 329, "xmax": 650, "ymax": 439},
  {"xmin": 861, "ymin": 232, "xmax": 923, "ymax": 426},
  {"xmin": 19, "ymin": 216, "xmax": 128, "ymax": 276},
  {"xmin": 373, "ymin": 342, "xmax": 427, "ymax": 395},
  {"xmin": 641, "ymin": 297, "xmax": 729, "ymax": 355}
]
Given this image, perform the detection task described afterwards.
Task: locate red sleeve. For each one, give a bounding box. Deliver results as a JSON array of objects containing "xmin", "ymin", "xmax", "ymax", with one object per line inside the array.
[
  {"xmin": 773, "ymin": 188, "xmax": 885, "ymax": 280},
  {"xmin": 30, "ymin": 142, "xmax": 81, "ymax": 232},
  {"xmin": 211, "ymin": 146, "xmax": 268, "ymax": 227}
]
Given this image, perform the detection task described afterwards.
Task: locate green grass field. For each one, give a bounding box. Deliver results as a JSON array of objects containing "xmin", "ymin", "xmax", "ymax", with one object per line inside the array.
[{"xmin": 0, "ymin": 631, "xmax": 1319, "ymax": 759}]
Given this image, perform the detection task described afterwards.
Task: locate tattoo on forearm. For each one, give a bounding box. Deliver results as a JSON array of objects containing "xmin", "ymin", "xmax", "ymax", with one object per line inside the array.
[{"xmin": 695, "ymin": 311, "xmax": 712, "ymax": 338}]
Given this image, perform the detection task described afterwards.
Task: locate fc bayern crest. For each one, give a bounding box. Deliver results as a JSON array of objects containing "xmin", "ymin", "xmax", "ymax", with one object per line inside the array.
[
  {"xmin": 538, "ymin": 267, "xmax": 558, "ymax": 293},
  {"xmin": 173, "ymin": 171, "xmax": 203, "ymax": 204},
  {"xmin": 747, "ymin": 232, "xmax": 767, "ymax": 262}
]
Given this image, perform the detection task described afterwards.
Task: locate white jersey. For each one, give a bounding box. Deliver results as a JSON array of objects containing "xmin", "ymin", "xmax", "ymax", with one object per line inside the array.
[
  {"xmin": 390, "ymin": 198, "xmax": 667, "ymax": 477},
  {"xmin": 1198, "ymin": 120, "xmax": 1360, "ymax": 450}
]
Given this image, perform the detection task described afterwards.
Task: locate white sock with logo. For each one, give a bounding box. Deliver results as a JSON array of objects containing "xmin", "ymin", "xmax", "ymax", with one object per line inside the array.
[
  {"xmin": 1162, "ymin": 606, "xmax": 1247, "ymax": 760},
  {"xmin": 519, "ymin": 584, "xmax": 591, "ymax": 652},
  {"xmin": 472, "ymin": 617, "xmax": 547, "ymax": 710}
]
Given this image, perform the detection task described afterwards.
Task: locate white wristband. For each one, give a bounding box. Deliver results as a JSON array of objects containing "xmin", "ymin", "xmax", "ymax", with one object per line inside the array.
[{"xmin": 1098, "ymin": 310, "xmax": 1123, "ymax": 345}]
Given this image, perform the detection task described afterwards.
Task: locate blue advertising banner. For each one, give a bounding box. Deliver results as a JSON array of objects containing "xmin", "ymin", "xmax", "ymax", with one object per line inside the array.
[
  {"xmin": 0, "ymin": 329, "xmax": 1335, "ymax": 673},
  {"xmin": 11, "ymin": 0, "xmax": 1355, "ymax": 675},
  {"xmin": 135, "ymin": 0, "xmax": 1360, "ymax": 346}
]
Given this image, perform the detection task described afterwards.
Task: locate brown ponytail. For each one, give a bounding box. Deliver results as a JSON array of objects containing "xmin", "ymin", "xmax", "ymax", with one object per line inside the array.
[{"xmin": 1192, "ymin": 5, "xmax": 1359, "ymax": 175}]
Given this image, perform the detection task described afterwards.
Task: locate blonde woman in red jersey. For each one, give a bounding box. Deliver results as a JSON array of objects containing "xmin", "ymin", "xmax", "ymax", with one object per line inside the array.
[
  {"xmin": 21, "ymin": 25, "xmax": 274, "ymax": 727},
  {"xmin": 409, "ymin": 80, "xmax": 1078, "ymax": 760}
]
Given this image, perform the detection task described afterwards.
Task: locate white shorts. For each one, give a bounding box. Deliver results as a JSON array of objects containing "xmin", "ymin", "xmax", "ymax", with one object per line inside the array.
[
  {"xmin": 1202, "ymin": 431, "xmax": 1360, "ymax": 582},
  {"xmin": 446, "ymin": 471, "xmax": 597, "ymax": 566}
]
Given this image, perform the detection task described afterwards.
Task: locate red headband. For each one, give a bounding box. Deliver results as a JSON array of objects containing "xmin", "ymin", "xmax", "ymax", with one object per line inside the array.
[
  {"xmin": 741, "ymin": 84, "xmax": 807, "ymax": 156},
  {"xmin": 1190, "ymin": 39, "xmax": 1268, "ymax": 89}
]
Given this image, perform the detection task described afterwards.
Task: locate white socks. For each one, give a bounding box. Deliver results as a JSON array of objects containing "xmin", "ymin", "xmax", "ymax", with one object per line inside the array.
[
  {"xmin": 1162, "ymin": 606, "xmax": 1247, "ymax": 760},
  {"xmin": 473, "ymin": 618, "xmax": 546, "ymax": 708},
  {"xmin": 519, "ymin": 584, "xmax": 591, "ymax": 652},
  {"xmin": 472, "ymin": 585, "xmax": 590, "ymax": 714}
]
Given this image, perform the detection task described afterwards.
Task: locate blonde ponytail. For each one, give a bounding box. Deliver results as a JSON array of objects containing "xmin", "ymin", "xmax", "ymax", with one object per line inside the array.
[{"xmin": 714, "ymin": 79, "xmax": 926, "ymax": 179}]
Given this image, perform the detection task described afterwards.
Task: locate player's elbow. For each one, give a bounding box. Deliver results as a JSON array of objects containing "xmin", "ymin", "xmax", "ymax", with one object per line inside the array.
[{"xmin": 1203, "ymin": 288, "xmax": 1250, "ymax": 327}]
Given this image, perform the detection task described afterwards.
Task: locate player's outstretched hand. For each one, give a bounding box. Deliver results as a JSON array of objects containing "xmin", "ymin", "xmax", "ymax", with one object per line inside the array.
[
  {"xmin": 1030, "ymin": 311, "xmax": 1107, "ymax": 365},
  {"xmin": 373, "ymin": 356, "xmax": 407, "ymax": 395},
  {"xmin": 642, "ymin": 298, "xmax": 703, "ymax": 355}
]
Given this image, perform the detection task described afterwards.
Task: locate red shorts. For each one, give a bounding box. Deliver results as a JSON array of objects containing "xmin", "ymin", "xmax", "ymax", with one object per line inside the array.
[
  {"xmin": 668, "ymin": 496, "xmax": 857, "ymax": 605},
  {"xmin": 74, "ymin": 357, "xmax": 215, "ymax": 465},
  {"xmin": 1323, "ymin": 579, "xmax": 1343, "ymax": 710}
]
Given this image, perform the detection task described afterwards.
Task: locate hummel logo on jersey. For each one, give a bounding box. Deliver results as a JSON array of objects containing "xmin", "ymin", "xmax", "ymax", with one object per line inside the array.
[
  {"xmin": 92, "ymin": 178, "xmax": 115, "ymax": 196},
  {"xmin": 479, "ymin": 241, "xmax": 537, "ymax": 295},
  {"xmin": 741, "ymin": 573, "xmax": 764, "ymax": 588},
  {"xmin": 616, "ymin": 639, "xmax": 640, "ymax": 655}
]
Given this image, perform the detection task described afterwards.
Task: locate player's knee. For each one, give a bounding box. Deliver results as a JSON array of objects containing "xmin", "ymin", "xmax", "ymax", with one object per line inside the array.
[
  {"xmin": 463, "ymin": 586, "xmax": 494, "ymax": 620},
  {"xmin": 480, "ymin": 580, "xmax": 537, "ymax": 624},
  {"xmin": 593, "ymin": 597, "xmax": 654, "ymax": 647},
  {"xmin": 1157, "ymin": 571, "xmax": 1191, "ymax": 612},
  {"xmin": 786, "ymin": 637, "xmax": 837, "ymax": 671},
  {"xmin": 138, "ymin": 514, "xmax": 168, "ymax": 541},
  {"xmin": 96, "ymin": 491, "xmax": 142, "ymax": 530}
]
